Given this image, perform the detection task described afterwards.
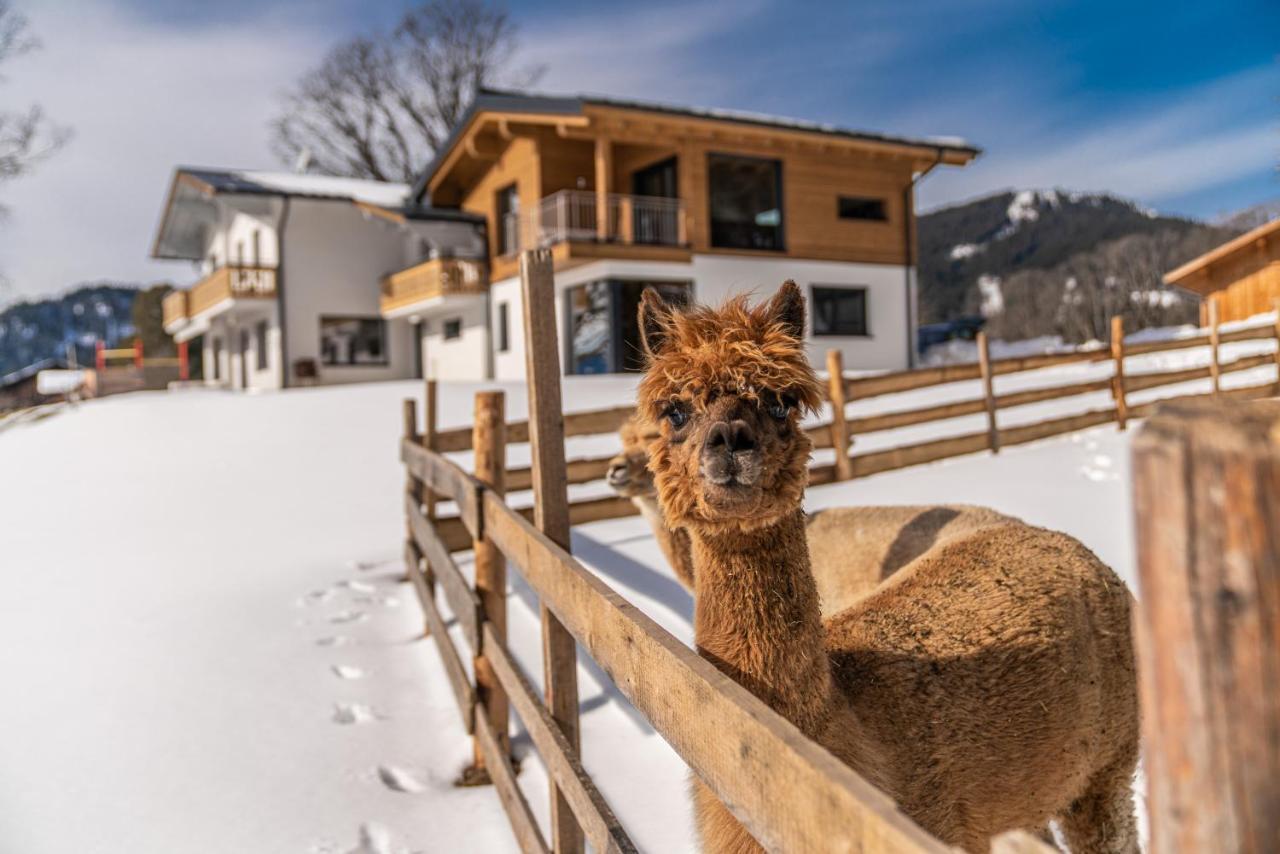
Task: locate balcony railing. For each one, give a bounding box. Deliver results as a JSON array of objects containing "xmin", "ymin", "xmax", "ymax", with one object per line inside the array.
[
  {"xmin": 501, "ymin": 190, "xmax": 687, "ymax": 256},
  {"xmin": 162, "ymin": 289, "xmax": 189, "ymax": 329},
  {"xmin": 380, "ymin": 257, "xmax": 488, "ymax": 314},
  {"xmin": 187, "ymin": 265, "xmax": 277, "ymax": 317}
]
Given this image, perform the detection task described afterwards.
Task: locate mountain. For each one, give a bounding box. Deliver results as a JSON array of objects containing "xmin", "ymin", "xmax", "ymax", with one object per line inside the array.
[
  {"xmin": 0, "ymin": 284, "xmax": 141, "ymax": 379},
  {"xmin": 1215, "ymin": 198, "xmax": 1280, "ymax": 231},
  {"xmin": 917, "ymin": 190, "xmax": 1241, "ymax": 342}
]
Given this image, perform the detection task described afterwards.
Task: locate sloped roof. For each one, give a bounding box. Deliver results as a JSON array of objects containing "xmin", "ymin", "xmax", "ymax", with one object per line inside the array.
[
  {"xmin": 180, "ymin": 168, "xmax": 411, "ymax": 207},
  {"xmin": 411, "ymin": 88, "xmax": 982, "ymax": 201},
  {"xmin": 1164, "ymin": 216, "xmax": 1280, "ymax": 286}
]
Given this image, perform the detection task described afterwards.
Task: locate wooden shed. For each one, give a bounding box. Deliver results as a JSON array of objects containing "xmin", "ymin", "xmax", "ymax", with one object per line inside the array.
[{"xmin": 1164, "ymin": 216, "xmax": 1280, "ymax": 322}]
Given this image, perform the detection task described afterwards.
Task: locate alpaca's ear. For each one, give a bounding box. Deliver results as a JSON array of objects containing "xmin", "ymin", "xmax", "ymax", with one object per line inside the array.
[
  {"xmin": 638, "ymin": 287, "xmax": 676, "ymax": 358},
  {"xmin": 767, "ymin": 280, "xmax": 806, "ymax": 341}
]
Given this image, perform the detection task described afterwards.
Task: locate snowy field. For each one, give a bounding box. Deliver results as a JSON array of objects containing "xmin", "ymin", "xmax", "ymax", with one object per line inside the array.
[{"xmin": 1, "ymin": 323, "xmax": 1275, "ymax": 853}]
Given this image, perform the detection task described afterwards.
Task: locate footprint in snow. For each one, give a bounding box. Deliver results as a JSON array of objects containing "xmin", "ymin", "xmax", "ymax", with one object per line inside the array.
[
  {"xmin": 316, "ymin": 635, "xmax": 353, "ymax": 648},
  {"xmin": 331, "ymin": 664, "xmax": 366, "ymax": 680},
  {"xmin": 314, "ymin": 822, "xmax": 404, "ymax": 854},
  {"xmin": 298, "ymin": 589, "xmax": 335, "ymax": 607},
  {"xmin": 332, "ymin": 703, "xmax": 382, "ymax": 725},
  {"xmin": 338, "ymin": 579, "xmax": 377, "ymax": 594},
  {"xmin": 329, "ymin": 610, "xmax": 367, "ymax": 625},
  {"xmin": 377, "ymin": 765, "xmax": 428, "ymax": 794},
  {"xmin": 348, "ymin": 560, "xmax": 379, "ymax": 573}
]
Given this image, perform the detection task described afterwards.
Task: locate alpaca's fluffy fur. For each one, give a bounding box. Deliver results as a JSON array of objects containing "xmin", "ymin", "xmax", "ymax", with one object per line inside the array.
[{"xmin": 636, "ymin": 283, "xmax": 1139, "ymax": 854}]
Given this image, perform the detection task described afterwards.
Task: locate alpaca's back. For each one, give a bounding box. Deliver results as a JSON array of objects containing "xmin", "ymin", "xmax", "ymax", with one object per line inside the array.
[
  {"xmin": 821, "ymin": 521, "xmax": 1138, "ymax": 849},
  {"xmin": 807, "ymin": 505, "xmax": 1014, "ymax": 615}
]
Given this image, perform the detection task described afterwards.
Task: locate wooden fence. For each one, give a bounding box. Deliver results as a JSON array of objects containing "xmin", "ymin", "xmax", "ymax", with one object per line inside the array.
[
  {"xmin": 422, "ymin": 295, "xmax": 1280, "ymax": 555},
  {"xmin": 399, "ymin": 251, "xmax": 1279, "ymax": 852}
]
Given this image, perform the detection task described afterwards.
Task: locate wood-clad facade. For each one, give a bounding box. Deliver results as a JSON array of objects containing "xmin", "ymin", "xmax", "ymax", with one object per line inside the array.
[{"xmin": 1165, "ymin": 217, "xmax": 1280, "ymax": 323}]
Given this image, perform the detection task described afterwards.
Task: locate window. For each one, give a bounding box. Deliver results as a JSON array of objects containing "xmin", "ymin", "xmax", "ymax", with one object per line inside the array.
[
  {"xmin": 495, "ymin": 184, "xmax": 519, "ymax": 256},
  {"xmin": 255, "ymin": 320, "xmax": 268, "ymax": 370},
  {"xmin": 252, "ymin": 230, "xmax": 261, "ymax": 266},
  {"xmin": 838, "ymin": 196, "xmax": 888, "ymax": 221},
  {"xmin": 443, "ymin": 318, "xmax": 462, "ymax": 340},
  {"xmin": 319, "ymin": 317, "xmax": 387, "ymax": 366},
  {"xmin": 811, "ymin": 286, "xmax": 868, "ymax": 337},
  {"xmin": 566, "ymin": 279, "xmax": 691, "ymax": 374},
  {"xmin": 211, "ymin": 337, "xmax": 222, "ymax": 379},
  {"xmin": 707, "ymin": 153, "xmax": 784, "ymax": 251},
  {"xmin": 236, "ymin": 240, "xmax": 245, "ymax": 266},
  {"xmin": 496, "ymin": 302, "xmax": 509, "ymax": 352}
]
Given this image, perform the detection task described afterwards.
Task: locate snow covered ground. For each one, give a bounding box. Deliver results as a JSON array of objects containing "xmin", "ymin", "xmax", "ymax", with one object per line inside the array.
[{"xmin": 1, "ymin": 324, "xmax": 1275, "ymax": 852}]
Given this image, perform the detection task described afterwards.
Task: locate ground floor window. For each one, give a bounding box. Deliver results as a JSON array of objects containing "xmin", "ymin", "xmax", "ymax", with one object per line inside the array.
[
  {"xmin": 320, "ymin": 316, "xmax": 386, "ymax": 366},
  {"xmin": 495, "ymin": 302, "xmax": 509, "ymax": 352},
  {"xmin": 211, "ymin": 337, "xmax": 222, "ymax": 379},
  {"xmin": 255, "ymin": 321, "xmax": 269, "ymax": 370},
  {"xmin": 811, "ymin": 285, "xmax": 869, "ymax": 336},
  {"xmin": 566, "ymin": 279, "xmax": 691, "ymax": 374},
  {"xmin": 443, "ymin": 318, "xmax": 462, "ymax": 340}
]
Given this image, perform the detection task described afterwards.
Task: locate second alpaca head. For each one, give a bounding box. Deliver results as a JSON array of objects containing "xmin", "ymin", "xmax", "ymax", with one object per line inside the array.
[{"xmin": 636, "ymin": 281, "xmax": 823, "ymax": 534}]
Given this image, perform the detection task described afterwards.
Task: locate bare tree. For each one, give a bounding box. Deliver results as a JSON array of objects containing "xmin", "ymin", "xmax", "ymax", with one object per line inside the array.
[
  {"xmin": 272, "ymin": 0, "xmax": 541, "ymax": 183},
  {"xmin": 0, "ymin": 1, "xmax": 68, "ymax": 191}
]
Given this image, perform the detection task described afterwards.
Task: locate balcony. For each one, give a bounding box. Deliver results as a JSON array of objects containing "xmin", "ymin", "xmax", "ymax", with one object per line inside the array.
[
  {"xmin": 162, "ymin": 289, "xmax": 189, "ymax": 333},
  {"xmin": 499, "ymin": 190, "xmax": 691, "ymax": 275},
  {"xmin": 189, "ymin": 265, "xmax": 277, "ymax": 316},
  {"xmin": 380, "ymin": 257, "xmax": 488, "ymax": 316}
]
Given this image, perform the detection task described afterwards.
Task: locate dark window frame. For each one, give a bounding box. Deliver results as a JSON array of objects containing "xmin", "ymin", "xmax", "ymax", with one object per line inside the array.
[
  {"xmin": 318, "ymin": 315, "xmax": 388, "ymax": 367},
  {"xmin": 495, "ymin": 183, "xmax": 519, "ymax": 257},
  {"xmin": 837, "ymin": 195, "xmax": 888, "ymax": 222},
  {"xmin": 443, "ymin": 317, "xmax": 463, "ymax": 341},
  {"xmin": 810, "ymin": 285, "xmax": 870, "ymax": 337},
  {"xmin": 706, "ymin": 151, "xmax": 786, "ymax": 252},
  {"xmin": 496, "ymin": 302, "xmax": 509, "ymax": 352},
  {"xmin": 563, "ymin": 278, "xmax": 693, "ymax": 375}
]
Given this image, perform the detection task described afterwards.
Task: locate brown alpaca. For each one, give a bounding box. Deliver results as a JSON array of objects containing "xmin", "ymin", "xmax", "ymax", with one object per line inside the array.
[
  {"xmin": 606, "ymin": 412, "xmax": 1018, "ymax": 615},
  {"xmin": 636, "ymin": 283, "xmax": 1139, "ymax": 854}
]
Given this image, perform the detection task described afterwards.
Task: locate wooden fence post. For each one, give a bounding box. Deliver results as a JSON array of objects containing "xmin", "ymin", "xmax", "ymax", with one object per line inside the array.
[
  {"xmin": 1110, "ymin": 316, "xmax": 1128, "ymax": 431},
  {"xmin": 519, "ymin": 248, "xmax": 585, "ymax": 854},
  {"xmin": 825, "ymin": 350, "xmax": 854, "ymax": 480},
  {"xmin": 470, "ymin": 390, "xmax": 510, "ymax": 777},
  {"xmin": 1208, "ymin": 298, "xmax": 1222, "ymax": 395},
  {"xmin": 1131, "ymin": 399, "xmax": 1280, "ymax": 854},
  {"xmin": 424, "ymin": 379, "xmax": 438, "ymax": 524},
  {"xmin": 976, "ymin": 331, "xmax": 1000, "ymax": 453}
]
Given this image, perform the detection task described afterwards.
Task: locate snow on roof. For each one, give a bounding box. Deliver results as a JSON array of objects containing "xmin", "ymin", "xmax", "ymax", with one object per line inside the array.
[{"xmin": 184, "ymin": 167, "xmax": 410, "ymax": 208}]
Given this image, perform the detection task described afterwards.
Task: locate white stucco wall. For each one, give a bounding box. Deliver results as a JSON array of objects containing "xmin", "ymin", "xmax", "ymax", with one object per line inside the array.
[
  {"xmin": 203, "ymin": 209, "xmax": 278, "ymax": 274},
  {"xmin": 421, "ymin": 300, "xmax": 490, "ymax": 381},
  {"xmin": 485, "ymin": 255, "xmax": 912, "ymax": 380},
  {"xmin": 198, "ymin": 308, "xmax": 282, "ymax": 391},
  {"xmin": 280, "ymin": 200, "xmax": 415, "ymax": 386}
]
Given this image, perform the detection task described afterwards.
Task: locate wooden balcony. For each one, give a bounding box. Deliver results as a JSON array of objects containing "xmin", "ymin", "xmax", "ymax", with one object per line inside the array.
[
  {"xmin": 162, "ymin": 289, "xmax": 189, "ymax": 331},
  {"xmin": 188, "ymin": 265, "xmax": 277, "ymax": 317},
  {"xmin": 380, "ymin": 257, "xmax": 488, "ymax": 315}
]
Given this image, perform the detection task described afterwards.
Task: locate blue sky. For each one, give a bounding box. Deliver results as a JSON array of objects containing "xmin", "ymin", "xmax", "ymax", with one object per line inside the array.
[{"xmin": 0, "ymin": 0, "xmax": 1276, "ymax": 301}]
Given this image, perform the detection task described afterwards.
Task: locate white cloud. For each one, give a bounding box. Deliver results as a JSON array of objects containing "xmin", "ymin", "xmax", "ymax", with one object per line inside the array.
[{"xmin": 0, "ymin": 1, "xmax": 328, "ymax": 301}]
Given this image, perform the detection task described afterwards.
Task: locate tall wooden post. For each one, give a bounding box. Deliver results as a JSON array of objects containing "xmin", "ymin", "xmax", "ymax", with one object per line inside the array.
[
  {"xmin": 402, "ymin": 398, "xmax": 423, "ymax": 592},
  {"xmin": 134, "ymin": 338, "xmax": 144, "ymax": 369},
  {"xmin": 976, "ymin": 331, "xmax": 1000, "ymax": 453},
  {"xmin": 178, "ymin": 340, "xmax": 189, "ymax": 381},
  {"xmin": 424, "ymin": 379, "xmax": 438, "ymax": 524},
  {"xmin": 1208, "ymin": 298, "xmax": 1222, "ymax": 395},
  {"xmin": 1132, "ymin": 399, "xmax": 1280, "ymax": 854},
  {"xmin": 471, "ymin": 391, "xmax": 509, "ymax": 771},
  {"xmin": 825, "ymin": 350, "xmax": 854, "ymax": 480},
  {"xmin": 519, "ymin": 248, "xmax": 584, "ymax": 854},
  {"xmin": 1110, "ymin": 316, "xmax": 1128, "ymax": 430},
  {"xmin": 594, "ymin": 136, "xmax": 611, "ymax": 242}
]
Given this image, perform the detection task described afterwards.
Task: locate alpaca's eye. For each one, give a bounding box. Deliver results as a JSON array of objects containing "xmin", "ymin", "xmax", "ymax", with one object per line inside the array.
[
  {"xmin": 666, "ymin": 406, "xmax": 688, "ymax": 429},
  {"xmin": 766, "ymin": 399, "xmax": 791, "ymax": 420}
]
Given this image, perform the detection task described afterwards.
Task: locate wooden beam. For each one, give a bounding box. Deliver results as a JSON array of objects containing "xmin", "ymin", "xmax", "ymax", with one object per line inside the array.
[
  {"xmin": 1132, "ymin": 399, "xmax": 1280, "ymax": 853},
  {"xmin": 976, "ymin": 332, "xmax": 1000, "ymax": 452},
  {"xmin": 594, "ymin": 137, "xmax": 611, "ymax": 242},
  {"xmin": 474, "ymin": 705, "xmax": 550, "ymax": 854},
  {"xmin": 1111, "ymin": 316, "xmax": 1128, "ymax": 430},
  {"xmin": 825, "ymin": 350, "xmax": 854, "ymax": 479},
  {"xmin": 471, "ymin": 390, "xmax": 510, "ymax": 776},
  {"xmin": 519, "ymin": 248, "xmax": 585, "ymax": 854}
]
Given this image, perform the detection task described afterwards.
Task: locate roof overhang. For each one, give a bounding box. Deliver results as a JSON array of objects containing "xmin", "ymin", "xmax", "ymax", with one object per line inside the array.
[
  {"xmin": 1164, "ymin": 216, "xmax": 1280, "ymax": 289},
  {"xmin": 150, "ymin": 172, "xmax": 223, "ymax": 261}
]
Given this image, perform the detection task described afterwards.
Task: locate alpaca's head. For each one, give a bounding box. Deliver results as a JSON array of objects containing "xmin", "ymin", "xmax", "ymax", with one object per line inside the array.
[
  {"xmin": 606, "ymin": 413, "xmax": 658, "ymax": 498},
  {"xmin": 635, "ymin": 281, "xmax": 822, "ymax": 533}
]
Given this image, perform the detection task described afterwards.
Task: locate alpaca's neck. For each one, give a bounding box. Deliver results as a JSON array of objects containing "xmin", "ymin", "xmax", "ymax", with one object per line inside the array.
[
  {"xmin": 634, "ymin": 495, "xmax": 697, "ymax": 592},
  {"xmin": 690, "ymin": 510, "xmax": 831, "ymax": 736}
]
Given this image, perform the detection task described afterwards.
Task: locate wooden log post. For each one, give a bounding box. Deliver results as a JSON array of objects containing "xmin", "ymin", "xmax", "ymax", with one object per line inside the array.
[
  {"xmin": 1110, "ymin": 315, "xmax": 1129, "ymax": 431},
  {"xmin": 1131, "ymin": 399, "xmax": 1280, "ymax": 854},
  {"xmin": 825, "ymin": 350, "xmax": 854, "ymax": 480},
  {"xmin": 467, "ymin": 390, "xmax": 510, "ymax": 781},
  {"xmin": 976, "ymin": 331, "xmax": 1000, "ymax": 453},
  {"xmin": 424, "ymin": 379, "xmax": 439, "ymax": 524},
  {"xmin": 1208, "ymin": 298, "xmax": 1222, "ymax": 395},
  {"xmin": 519, "ymin": 248, "xmax": 585, "ymax": 854}
]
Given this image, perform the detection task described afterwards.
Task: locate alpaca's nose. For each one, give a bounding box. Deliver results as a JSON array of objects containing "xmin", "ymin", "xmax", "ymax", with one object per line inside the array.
[
  {"xmin": 706, "ymin": 419, "xmax": 756, "ymax": 454},
  {"xmin": 606, "ymin": 461, "xmax": 630, "ymax": 487}
]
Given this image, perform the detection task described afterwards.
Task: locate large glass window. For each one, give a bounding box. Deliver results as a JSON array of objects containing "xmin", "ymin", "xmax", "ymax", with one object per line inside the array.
[
  {"xmin": 320, "ymin": 316, "xmax": 386, "ymax": 366},
  {"xmin": 495, "ymin": 183, "xmax": 519, "ymax": 256},
  {"xmin": 566, "ymin": 279, "xmax": 691, "ymax": 374},
  {"xmin": 811, "ymin": 286, "xmax": 868, "ymax": 337},
  {"xmin": 708, "ymin": 154, "xmax": 783, "ymax": 251}
]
